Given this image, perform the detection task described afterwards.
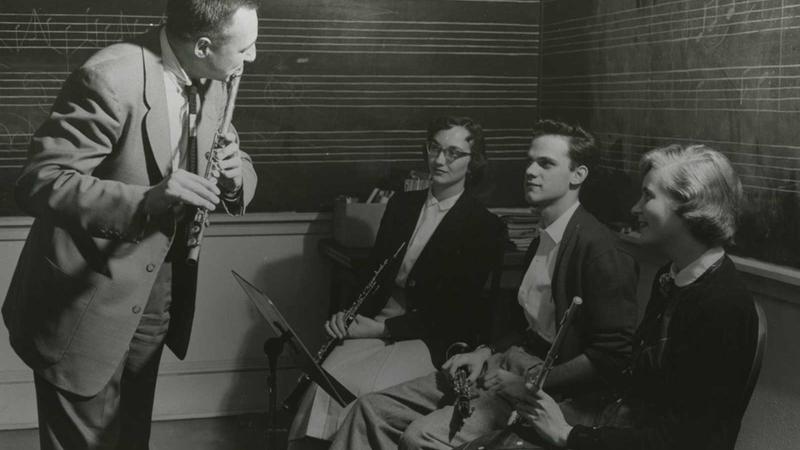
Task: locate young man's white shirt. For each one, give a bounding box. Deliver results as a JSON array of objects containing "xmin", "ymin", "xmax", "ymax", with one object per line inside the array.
[{"xmin": 517, "ymin": 201, "xmax": 581, "ymax": 342}]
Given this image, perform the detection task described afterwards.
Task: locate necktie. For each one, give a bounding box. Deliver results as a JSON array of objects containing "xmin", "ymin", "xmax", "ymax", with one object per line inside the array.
[
  {"xmin": 185, "ymin": 81, "xmax": 200, "ymax": 174},
  {"xmin": 657, "ymin": 271, "xmax": 676, "ymax": 297}
]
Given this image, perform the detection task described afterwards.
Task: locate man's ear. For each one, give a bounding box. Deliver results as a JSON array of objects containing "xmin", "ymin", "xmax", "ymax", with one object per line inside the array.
[
  {"xmin": 570, "ymin": 164, "xmax": 588, "ymax": 187},
  {"xmin": 194, "ymin": 37, "xmax": 212, "ymax": 58}
]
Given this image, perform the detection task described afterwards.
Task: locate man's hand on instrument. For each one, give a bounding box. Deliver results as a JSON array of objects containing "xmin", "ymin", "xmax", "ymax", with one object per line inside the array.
[
  {"xmin": 483, "ymin": 368, "xmax": 528, "ymax": 402},
  {"xmin": 142, "ymin": 169, "xmax": 220, "ymax": 215},
  {"xmin": 211, "ymin": 131, "xmax": 243, "ymax": 195},
  {"xmin": 442, "ymin": 346, "xmax": 492, "ymax": 384},
  {"xmin": 325, "ymin": 312, "xmax": 386, "ymax": 339},
  {"xmin": 515, "ymin": 389, "xmax": 573, "ymax": 448}
]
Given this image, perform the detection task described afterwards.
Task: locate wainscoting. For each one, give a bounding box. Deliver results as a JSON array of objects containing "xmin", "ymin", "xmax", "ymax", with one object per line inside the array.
[
  {"xmin": 0, "ymin": 213, "xmax": 332, "ymax": 430},
  {"xmin": 1, "ymin": 216, "xmax": 799, "ymax": 449}
]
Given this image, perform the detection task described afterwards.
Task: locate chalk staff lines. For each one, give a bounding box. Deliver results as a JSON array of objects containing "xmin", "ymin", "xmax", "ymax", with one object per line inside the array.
[
  {"xmin": 541, "ymin": 64, "xmax": 800, "ymax": 114},
  {"xmin": 1, "ymin": 72, "xmax": 539, "ymax": 110},
  {"xmin": 542, "ymin": 0, "xmax": 797, "ymax": 56},
  {"xmin": 0, "ymin": 11, "xmax": 538, "ymax": 57},
  {"xmin": 0, "ymin": 128, "xmax": 534, "ymax": 168}
]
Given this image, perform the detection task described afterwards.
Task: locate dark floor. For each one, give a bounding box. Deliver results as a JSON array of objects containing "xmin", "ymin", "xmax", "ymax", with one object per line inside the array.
[{"xmin": 0, "ymin": 413, "xmax": 286, "ymax": 450}]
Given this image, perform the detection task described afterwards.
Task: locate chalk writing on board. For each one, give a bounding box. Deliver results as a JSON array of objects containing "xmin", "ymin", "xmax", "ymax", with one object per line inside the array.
[{"xmin": 0, "ymin": 10, "xmax": 158, "ymax": 61}]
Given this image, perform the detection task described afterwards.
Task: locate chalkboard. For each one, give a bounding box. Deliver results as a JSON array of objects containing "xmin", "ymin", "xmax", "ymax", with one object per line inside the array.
[
  {"xmin": 541, "ymin": 0, "xmax": 800, "ymax": 269},
  {"xmin": 0, "ymin": 0, "xmax": 541, "ymax": 215}
]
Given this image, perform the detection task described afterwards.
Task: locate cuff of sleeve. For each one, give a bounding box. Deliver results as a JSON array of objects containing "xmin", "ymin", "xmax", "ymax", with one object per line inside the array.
[
  {"xmin": 123, "ymin": 194, "xmax": 152, "ymax": 243},
  {"xmin": 384, "ymin": 315, "xmax": 419, "ymax": 340},
  {"xmin": 566, "ymin": 424, "xmax": 601, "ymax": 449},
  {"xmin": 383, "ymin": 316, "xmax": 401, "ymax": 338},
  {"xmin": 222, "ymin": 185, "xmax": 242, "ymax": 200},
  {"xmin": 220, "ymin": 186, "xmax": 244, "ymax": 215}
]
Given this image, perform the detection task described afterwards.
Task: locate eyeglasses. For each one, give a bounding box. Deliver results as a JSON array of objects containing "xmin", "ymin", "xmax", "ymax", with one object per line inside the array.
[{"xmin": 426, "ymin": 142, "xmax": 471, "ymax": 163}]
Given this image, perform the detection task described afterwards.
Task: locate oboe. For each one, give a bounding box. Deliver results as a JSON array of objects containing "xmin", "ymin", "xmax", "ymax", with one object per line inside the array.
[
  {"xmin": 508, "ymin": 296, "xmax": 583, "ymax": 426},
  {"xmin": 186, "ymin": 70, "xmax": 242, "ymax": 266},
  {"xmin": 281, "ymin": 241, "xmax": 407, "ymax": 412}
]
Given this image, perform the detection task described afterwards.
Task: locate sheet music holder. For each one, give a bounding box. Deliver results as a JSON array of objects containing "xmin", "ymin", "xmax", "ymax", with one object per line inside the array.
[{"xmin": 232, "ymin": 271, "xmax": 356, "ymax": 407}]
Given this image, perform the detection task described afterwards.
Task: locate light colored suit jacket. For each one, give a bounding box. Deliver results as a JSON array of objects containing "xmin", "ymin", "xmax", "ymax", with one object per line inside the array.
[{"xmin": 2, "ymin": 28, "xmax": 257, "ymax": 396}]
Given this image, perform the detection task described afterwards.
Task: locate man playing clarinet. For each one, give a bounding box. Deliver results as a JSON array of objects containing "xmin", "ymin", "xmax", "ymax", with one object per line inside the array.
[{"xmin": 3, "ymin": 1, "xmax": 258, "ymax": 448}]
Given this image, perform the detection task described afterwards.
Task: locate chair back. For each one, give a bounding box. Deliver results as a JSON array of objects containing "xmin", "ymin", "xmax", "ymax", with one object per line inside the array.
[{"xmin": 739, "ymin": 299, "xmax": 767, "ymax": 417}]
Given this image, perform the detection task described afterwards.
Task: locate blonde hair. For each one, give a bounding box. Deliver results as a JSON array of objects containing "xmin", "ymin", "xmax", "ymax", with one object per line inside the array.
[{"xmin": 640, "ymin": 144, "xmax": 742, "ymax": 247}]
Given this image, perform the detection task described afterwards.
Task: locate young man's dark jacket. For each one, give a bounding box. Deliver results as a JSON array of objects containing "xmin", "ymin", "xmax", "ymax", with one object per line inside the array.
[{"xmin": 492, "ymin": 205, "xmax": 639, "ymax": 388}]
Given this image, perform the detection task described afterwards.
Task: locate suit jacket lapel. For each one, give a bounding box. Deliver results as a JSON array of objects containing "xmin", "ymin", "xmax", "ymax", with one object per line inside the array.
[
  {"xmin": 140, "ymin": 28, "xmax": 172, "ymax": 178},
  {"xmin": 524, "ymin": 235, "xmax": 540, "ymax": 268},
  {"xmin": 552, "ymin": 205, "xmax": 584, "ymax": 319},
  {"xmin": 396, "ymin": 189, "xmax": 426, "ymax": 245}
]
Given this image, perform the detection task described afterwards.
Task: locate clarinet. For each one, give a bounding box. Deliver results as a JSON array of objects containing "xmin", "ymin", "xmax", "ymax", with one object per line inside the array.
[
  {"xmin": 446, "ymin": 342, "xmax": 474, "ymax": 419},
  {"xmin": 281, "ymin": 241, "xmax": 407, "ymax": 412},
  {"xmin": 453, "ymin": 368, "xmax": 474, "ymax": 418},
  {"xmin": 185, "ymin": 70, "xmax": 242, "ymax": 266},
  {"xmin": 508, "ymin": 296, "xmax": 583, "ymax": 426}
]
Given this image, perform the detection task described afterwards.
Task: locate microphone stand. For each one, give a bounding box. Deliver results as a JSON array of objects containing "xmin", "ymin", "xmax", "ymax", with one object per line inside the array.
[{"xmin": 263, "ymin": 324, "xmax": 293, "ymax": 449}]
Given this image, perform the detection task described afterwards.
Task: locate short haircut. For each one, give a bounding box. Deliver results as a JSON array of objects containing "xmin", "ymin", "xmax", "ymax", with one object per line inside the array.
[
  {"xmin": 640, "ymin": 144, "xmax": 742, "ymax": 247},
  {"xmin": 531, "ymin": 119, "xmax": 598, "ymax": 176},
  {"xmin": 425, "ymin": 116, "xmax": 487, "ymax": 186},
  {"xmin": 166, "ymin": 0, "xmax": 259, "ymax": 43}
]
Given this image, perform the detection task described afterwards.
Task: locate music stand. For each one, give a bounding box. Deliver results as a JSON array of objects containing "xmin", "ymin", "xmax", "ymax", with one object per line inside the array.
[{"xmin": 232, "ymin": 271, "xmax": 356, "ymax": 409}]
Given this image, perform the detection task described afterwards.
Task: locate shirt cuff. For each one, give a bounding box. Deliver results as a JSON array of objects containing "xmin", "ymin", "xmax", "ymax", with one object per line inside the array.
[
  {"xmin": 566, "ymin": 424, "xmax": 602, "ymax": 449},
  {"xmin": 222, "ymin": 185, "xmax": 242, "ymax": 201}
]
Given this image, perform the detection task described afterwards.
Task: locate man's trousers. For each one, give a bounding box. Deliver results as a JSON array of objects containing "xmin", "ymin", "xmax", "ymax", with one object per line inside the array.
[{"xmin": 34, "ymin": 262, "xmax": 173, "ymax": 450}]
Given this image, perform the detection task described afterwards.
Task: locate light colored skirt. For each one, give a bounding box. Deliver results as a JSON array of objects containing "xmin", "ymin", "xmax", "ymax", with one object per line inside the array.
[{"xmin": 287, "ymin": 293, "xmax": 436, "ymax": 442}]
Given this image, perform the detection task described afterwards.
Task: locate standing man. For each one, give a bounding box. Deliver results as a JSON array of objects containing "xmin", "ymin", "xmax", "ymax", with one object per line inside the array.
[
  {"xmin": 329, "ymin": 120, "xmax": 638, "ymax": 450},
  {"xmin": 3, "ymin": 1, "xmax": 259, "ymax": 448}
]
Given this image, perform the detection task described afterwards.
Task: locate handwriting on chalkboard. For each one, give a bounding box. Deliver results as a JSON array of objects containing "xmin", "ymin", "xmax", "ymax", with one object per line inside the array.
[{"xmin": 0, "ymin": 10, "xmax": 159, "ymax": 56}]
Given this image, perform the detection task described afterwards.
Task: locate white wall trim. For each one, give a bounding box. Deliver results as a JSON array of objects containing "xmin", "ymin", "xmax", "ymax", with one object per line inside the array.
[
  {"xmin": 3, "ymin": 215, "xmax": 797, "ymax": 288},
  {"xmin": 0, "ymin": 212, "xmax": 333, "ymax": 241}
]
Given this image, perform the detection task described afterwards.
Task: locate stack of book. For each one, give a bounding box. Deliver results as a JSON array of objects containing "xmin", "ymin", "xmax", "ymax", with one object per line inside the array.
[{"xmin": 490, "ymin": 207, "xmax": 540, "ymax": 251}]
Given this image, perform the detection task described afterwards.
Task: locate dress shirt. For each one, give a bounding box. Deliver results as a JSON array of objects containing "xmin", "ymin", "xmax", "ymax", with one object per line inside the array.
[
  {"xmin": 394, "ymin": 189, "xmax": 463, "ymax": 287},
  {"xmin": 159, "ymin": 28, "xmax": 202, "ymax": 172},
  {"xmin": 517, "ymin": 201, "xmax": 581, "ymax": 342},
  {"xmin": 670, "ymin": 246, "xmax": 725, "ymax": 287}
]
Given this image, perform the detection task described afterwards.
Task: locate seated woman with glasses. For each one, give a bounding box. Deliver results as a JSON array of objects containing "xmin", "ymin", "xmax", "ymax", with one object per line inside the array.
[
  {"xmin": 483, "ymin": 144, "xmax": 759, "ymax": 450},
  {"xmin": 287, "ymin": 116, "xmax": 507, "ymax": 450}
]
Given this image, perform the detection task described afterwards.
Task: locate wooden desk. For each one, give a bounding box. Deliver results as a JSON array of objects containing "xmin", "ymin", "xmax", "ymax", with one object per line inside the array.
[{"xmin": 317, "ymin": 238, "xmax": 527, "ymax": 314}]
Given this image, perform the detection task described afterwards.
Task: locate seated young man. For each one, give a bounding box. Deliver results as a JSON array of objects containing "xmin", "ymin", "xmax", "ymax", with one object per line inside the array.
[
  {"xmin": 329, "ymin": 120, "xmax": 639, "ymax": 450},
  {"xmin": 508, "ymin": 144, "xmax": 759, "ymax": 450}
]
